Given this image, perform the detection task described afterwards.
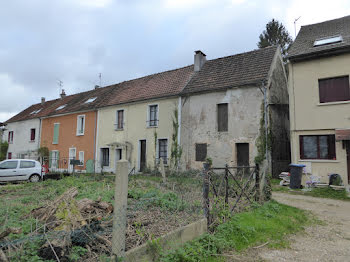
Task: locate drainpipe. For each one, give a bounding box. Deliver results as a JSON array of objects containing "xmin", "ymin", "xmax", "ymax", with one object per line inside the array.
[
  {"xmin": 94, "ymin": 110, "xmax": 98, "ymax": 173},
  {"xmin": 263, "ymin": 83, "xmax": 269, "ymax": 166}
]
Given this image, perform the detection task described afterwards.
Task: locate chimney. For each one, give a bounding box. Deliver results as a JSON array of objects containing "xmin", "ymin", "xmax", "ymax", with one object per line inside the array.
[
  {"xmin": 60, "ymin": 89, "xmax": 66, "ymax": 99},
  {"xmin": 41, "ymin": 97, "xmax": 45, "ymax": 105},
  {"xmin": 194, "ymin": 50, "xmax": 206, "ymax": 72},
  {"xmin": 95, "ymin": 85, "xmax": 99, "ymax": 89}
]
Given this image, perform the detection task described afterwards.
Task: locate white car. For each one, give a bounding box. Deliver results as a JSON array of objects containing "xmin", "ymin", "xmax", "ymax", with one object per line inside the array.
[{"xmin": 0, "ymin": 159, "xmax": 43, "ymax": 183}]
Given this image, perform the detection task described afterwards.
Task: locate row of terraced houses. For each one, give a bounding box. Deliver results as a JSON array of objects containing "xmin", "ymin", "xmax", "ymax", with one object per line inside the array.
[{"xmin": 2, "ymin": 16, "xmax": 350, "ymax": 185}]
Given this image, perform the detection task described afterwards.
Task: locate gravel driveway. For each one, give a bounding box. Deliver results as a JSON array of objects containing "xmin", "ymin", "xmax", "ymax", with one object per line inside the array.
[{"xmin": 257, "ymin": 192, "xmax": 350, "ymax": 262}]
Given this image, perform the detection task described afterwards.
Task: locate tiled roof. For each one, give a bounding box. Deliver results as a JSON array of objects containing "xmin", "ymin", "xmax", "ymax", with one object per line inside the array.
[
  {"xmin": 5, "ymin": 65, "xmax": 194, "ymax": 123},
  {"xmin": 288, "ymin": 15, "xmax": 350, "ymax": 60},
  {"xmin": 101, "ymin": 65, "xmax": 194, "ymax": 107},
  {"xmin": 181, "ymin": 46, "xmax": 277, "ymax": 95}
]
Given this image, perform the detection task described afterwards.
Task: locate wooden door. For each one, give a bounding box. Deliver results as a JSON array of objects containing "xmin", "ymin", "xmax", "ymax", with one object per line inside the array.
[
  {"xmin": 140, "ymin": 140, "xmax": 146, "ymax": 172},
  {"xmin": 237, "ymin": 143, "xmax": 249, "ymax": 167}
]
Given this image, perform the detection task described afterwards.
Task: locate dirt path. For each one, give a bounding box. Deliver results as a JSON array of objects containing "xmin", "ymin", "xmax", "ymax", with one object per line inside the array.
[{"xmin": 257, "ymin": 192, "xmax": 350, "ymax": 262}]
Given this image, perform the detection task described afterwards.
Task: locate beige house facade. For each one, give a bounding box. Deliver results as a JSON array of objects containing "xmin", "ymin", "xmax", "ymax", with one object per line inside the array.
[
  {"xmin": 96, "ymin": 97, "xmax": 180, "ymax": 172},
  {"xmin": 288, "ymin": 16, "xmax": 350, "ymax": 185}
]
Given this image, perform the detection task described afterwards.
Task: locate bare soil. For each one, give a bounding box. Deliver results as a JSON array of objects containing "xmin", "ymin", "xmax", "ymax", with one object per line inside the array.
[{"xmin": 227, "ymin": 192, "xmax": 350, "ymax": 262}]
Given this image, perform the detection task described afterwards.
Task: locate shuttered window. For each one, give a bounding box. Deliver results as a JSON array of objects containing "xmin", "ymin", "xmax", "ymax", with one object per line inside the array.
[
  {"xmin": 217, "ymin": 103, "xmax": 228, "ymax": 132},
  {"xmin": 30, "ymin": 129, "xmax": 35, "ymax": 141},
  {"xmin": 195, "ymin": 143, "xmax": 207, "ymax": 161},
  {"xmin": 299, "ymin": 135, "xmax": 336, "ymax": 160},
  {"xmin": 319, "ymin": 76, "xmax": 350, "ymax": 103},
  {"xmin": 116, "ymin": 110, "xmax": 124, "ymax": 130},
  {"xmin": 158, "ymin": 139, "xmax": 168, "ymax": 164},
  {"xmin": 53, "ymin": 123, "xmax": 60, "ymax": 144}
]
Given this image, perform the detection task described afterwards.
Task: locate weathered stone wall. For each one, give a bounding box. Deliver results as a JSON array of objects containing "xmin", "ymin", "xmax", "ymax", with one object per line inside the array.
[{"xmin": 181, "ymin": 87, "xmax": 263, "ymax": 170}]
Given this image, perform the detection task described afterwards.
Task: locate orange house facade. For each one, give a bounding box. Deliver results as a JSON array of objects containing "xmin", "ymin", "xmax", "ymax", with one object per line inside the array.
[{"xmin": 40, "ymin": 111, "xmax": 97, "ymax": 172}]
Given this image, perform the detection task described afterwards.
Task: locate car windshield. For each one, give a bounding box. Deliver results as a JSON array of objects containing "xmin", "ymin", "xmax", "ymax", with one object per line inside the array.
[{"xmin": 0, "ymin": 161, "xmax": 18, "ymax": 169}]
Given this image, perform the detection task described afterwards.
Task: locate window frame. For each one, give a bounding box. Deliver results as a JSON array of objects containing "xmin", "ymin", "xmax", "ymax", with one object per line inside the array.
[
  {"xmin": 115, "ymin": 109, "xmax": 125, "ymax": 130},
  {"xmin": 8, "ymin": 131, "xmax": 13, "ymax": 144},
  {"xmin": 147, "ymin": 104, "xmax": 159, "ymax": 127},
  {"xmin": 51, "ymin": 150, "xmax": 59, "ymax": 169},
  {"xmin": 53, "ymin": 123, "xmax": 60, "ymax": 144},
  {"xmin": 195, "ymin": 143, "xmax": 207, "ymax": 162},
  {"xmin": 76, "ymin": 115, "xmax": 85, "ymax": 136},
  {"xmin": 299, "ymin": 135, "xmax": 336, "ymax": 160},
  {"xmin": 30, "ymin": 128, "xmax": 36, "ymax": 142},
  {"xmin": 101, "ymin": 148, "xmax": 110, "ymax": 167},
  {"xmin": 78, "ymin": 151, "xmax": 84, "ymax": 167},
  {"xmin": 318, "ymin": 75, "xmax": 350, "ymax": 103},
  {"xmin": 157, "ymin": 138, "xmax": 168, "ymax": 165},
  {"xmin": 217, "ymin": 103, "xmax": 228, "ymax": 132}
]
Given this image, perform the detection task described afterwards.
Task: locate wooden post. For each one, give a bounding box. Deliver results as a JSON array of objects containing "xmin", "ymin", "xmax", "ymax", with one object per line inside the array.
[
  {"xmin": 255, "ymin": 164, "xmax": 260, "ymax": 202},
  {"xmin": 224, "ymin": 164, "xmax": 229, "ymax": 205},
  {"xmin": 112, "ymin": 160, "xmax": 129, "ymax": 261},
  {"xmin": 202, "ymin": 163, "xmax": 210, "ymax": 226}
]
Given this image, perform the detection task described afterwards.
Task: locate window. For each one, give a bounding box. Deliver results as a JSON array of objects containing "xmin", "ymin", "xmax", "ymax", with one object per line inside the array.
[
  {"xmin": 20, "ymin": 161, "xmax": 36, "ymax": 168},
  {"xmin": 319, "ymin": 76, "xmax": 350, "ymax": 103},
  {"xmin": 148, "ymin": 105, "xmax": 158, "ymax": 127},
  {"xmin": 300, "ymin": 135, "xmax": 336, "ymax": 160},
  {"xmin": 158, "ymin": 139, "xmax": 168, "ymax": 165},
  {"xmin": 30, "ymin": 128, "xmax": 36, "ymax": 141},
  {"xmin": 195, "ymin": 143, "xmax": 207, "ymax": 161},
  {"xmin": 0, "ymin": 160, "xmax": 17, "ymax": 169},
  {"xmin": 51, "ymin": 151, "xmax": 59, "ymax": 169},
  {"xmin": 8, "ymin": 131, "xmax": 13, "ymax": 144},
  {"xmin": 217, "ymin": 103, "xmax": 228, "ymax": 132},
  {"xmin": 30, "ymin": 109, "xmax": 42, "ymax": 115},
  {"xmin": 7, "ymin": 152, "xmax": 12, "ymax": 159},
  {"xmin": 76, "ymin": 115, "xmax": 85, "ymax": 135},
  {"xmin": 314, "ymin": 35, "xmax": 342, "ymax": 47},
  {"xmin": 101, "ymin": 148, "xmax": 110, "ymax": 167},
  {"xmin": 115, "ymin": 110, "xmax": 124, "ymax": 130},
  {"xmin": 53, "ymin": 123, "xmax": 60, "ymax": 144},
  {"xmin": 56, "ymin": 104, "xmax": 67, "ymax": 111},
  {"xmin": 78, "ymin": 151, "xmax": 84, "ymax": 166},
  {"xmin": 85, "ymin": 97, "xmax": 97, "ymax": 103}
]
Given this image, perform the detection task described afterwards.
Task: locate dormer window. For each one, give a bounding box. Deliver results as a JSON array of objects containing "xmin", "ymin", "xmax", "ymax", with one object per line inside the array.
[
  {"xmin": 30, "ymin": 108, "xmax": 42, "ymax": 115},
  {"xmin": 314, "ymin": 35, "xmax": 342, "ymax": 47},
  {"xmin": 56, "ymin": 104, "xmax": 67, "ymax": 111},
  {"xmin": 85, "ymin": 97, "xmax": 97, "ymax": 103}
]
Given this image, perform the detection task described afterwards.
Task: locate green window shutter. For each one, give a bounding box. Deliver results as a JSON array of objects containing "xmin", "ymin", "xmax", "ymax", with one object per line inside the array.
[
  {"xmin": 53, "ymin": 123, "xmax": 60, "ymax": 144},
  {"xmin": 49, "ymin": 151, "xmax": 53, "ymax": 168}
]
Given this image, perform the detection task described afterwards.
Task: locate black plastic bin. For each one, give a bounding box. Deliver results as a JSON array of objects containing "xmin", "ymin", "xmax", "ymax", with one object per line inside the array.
[{"xmin": 289, "ymin": 164, "xmax": 305, "ymax": 189}]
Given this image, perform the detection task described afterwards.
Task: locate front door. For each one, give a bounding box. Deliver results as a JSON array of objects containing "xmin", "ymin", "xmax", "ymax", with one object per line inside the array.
[
  {"xmin": 139, "ymin": 140, "xmax": 146, "ymax": 172},
  {"xmin": 115, "ymin": 149, "xmax": 122, "ymax": 170},
  {"xmin": 237, "ymin": 143, "xmax": 249, "ymax": 175},
  {"xmin": 68, "ymin": 148, "xmax": 76, "ymax": 173}
]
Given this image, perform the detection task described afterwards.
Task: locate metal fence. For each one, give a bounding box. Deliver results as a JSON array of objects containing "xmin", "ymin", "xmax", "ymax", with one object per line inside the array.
[{"xmin": 0, "ymin": 163, "xmax": 268, "ymax": 261}]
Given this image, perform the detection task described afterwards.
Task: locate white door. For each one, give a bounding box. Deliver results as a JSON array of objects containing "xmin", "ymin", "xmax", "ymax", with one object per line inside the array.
[
  {"xmin": 68, "ymin": 148, "xmax": 76, "ymax": 173},
  {"xmin": 115, "ymin": 149, "xmax": 122, "ymax": 171}
]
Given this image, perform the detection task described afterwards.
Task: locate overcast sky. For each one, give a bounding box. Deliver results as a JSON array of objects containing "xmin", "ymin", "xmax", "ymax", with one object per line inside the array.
[{"xmin": 1, "ymin": 0, "xmax": 349, "ymax": 122}]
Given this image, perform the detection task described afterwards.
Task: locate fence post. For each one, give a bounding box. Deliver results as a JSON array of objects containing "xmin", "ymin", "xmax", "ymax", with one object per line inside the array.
[
  {"xmin": 255, "ymin": 163, "xmax": 260, "ymax": 202},
  {"xmin": 202, "ymin": 162, "xmax": 210, "ymax": 226},
  {"xmin": 225, "ymin": 164, "xmax": 229, "ymax": 205},
  {"xmin": 111, "ymin": 160, "xmax": 129, "ymax": 261}
]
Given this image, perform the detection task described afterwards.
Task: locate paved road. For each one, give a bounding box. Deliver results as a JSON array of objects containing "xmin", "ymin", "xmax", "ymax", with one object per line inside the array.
[{"xmin": 258, "ymin": 192, "xmax": 350, "ymax": 262}]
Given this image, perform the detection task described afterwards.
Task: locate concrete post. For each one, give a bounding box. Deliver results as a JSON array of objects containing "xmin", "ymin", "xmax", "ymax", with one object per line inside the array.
[
  {"xmin": 160, "ymin": 158, "xmax": 166, "ymax": 184},
  {"xmin": 112, "ymin": 160, "xmax": 129, "ymax": 260}
]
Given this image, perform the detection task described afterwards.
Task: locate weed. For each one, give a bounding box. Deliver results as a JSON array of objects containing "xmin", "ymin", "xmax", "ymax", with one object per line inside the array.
[{"xmin": 69, "ymin": 246, "xmax": 88, "ymax": 261}]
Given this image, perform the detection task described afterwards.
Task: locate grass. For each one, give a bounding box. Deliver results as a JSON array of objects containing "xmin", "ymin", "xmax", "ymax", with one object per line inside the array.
[
  {"xmin": 271, "ymin": 179, "xmax": 350, "ymax": 201},
  {"xmin": 160, "ymin": 201, "xmax": 311, "ymax": 262}
]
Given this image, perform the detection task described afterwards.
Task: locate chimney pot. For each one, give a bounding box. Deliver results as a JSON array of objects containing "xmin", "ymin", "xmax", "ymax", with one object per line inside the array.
[
  {"xmin": 194, "ymin": 50, "xmax": 206, "ymax": 72},
  {"xmin": 41, "ymin": 97, "xmax": 45, "ymax": 105},
  {"xmin": 60, "ymin": 89, "xmax": 66, "ymax": 99}
]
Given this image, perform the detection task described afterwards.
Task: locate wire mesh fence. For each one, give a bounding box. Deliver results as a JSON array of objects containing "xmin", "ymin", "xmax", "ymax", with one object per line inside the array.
[{"xmin": 0, "ymin": 163, "xmax": 269, "ymax": 261}]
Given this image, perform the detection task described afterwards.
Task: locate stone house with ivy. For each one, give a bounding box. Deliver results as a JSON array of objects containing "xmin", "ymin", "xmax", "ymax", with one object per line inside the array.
[{"xmin": 180, "ymin": 47, "xmax": 289, "ymax": 177}]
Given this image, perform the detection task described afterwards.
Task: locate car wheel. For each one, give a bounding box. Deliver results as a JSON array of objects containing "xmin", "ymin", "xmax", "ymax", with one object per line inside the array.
[{"xmin": 29, "ymin": 174, "xmax": 40, "ymax": 183}]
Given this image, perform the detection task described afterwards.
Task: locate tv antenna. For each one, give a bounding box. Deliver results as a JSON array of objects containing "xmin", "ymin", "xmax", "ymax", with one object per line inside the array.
[
  {"xmin": 57, "ymin": 79, "xmax": 63, "ymax": 96},
  {"xmin": 294, "ymin": 16, "xmax": 301, "ymax": 38},
  {"xmin": 99, "ymin": 73, "xmax": 102, "ymax": 87}
]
